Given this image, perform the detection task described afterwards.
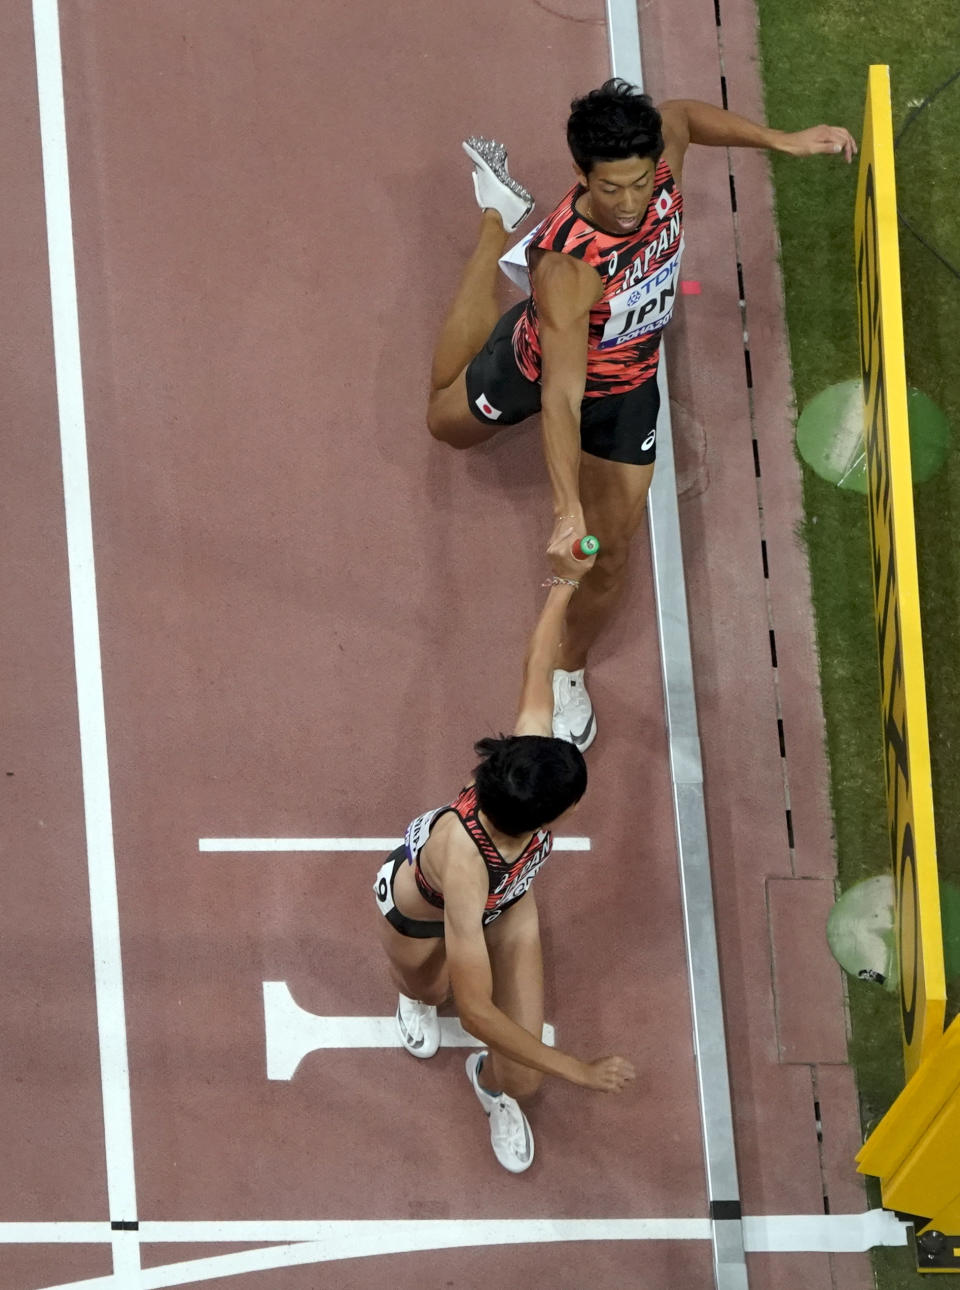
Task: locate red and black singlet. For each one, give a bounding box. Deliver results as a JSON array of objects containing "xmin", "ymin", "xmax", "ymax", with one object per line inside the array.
[
  {"xmin": 511, "ymin": 157, "xmax": 684, "ymax": 397},
  {"xmin": 403, "ymin": 785, "xmax": 552, "ymax": 926}
]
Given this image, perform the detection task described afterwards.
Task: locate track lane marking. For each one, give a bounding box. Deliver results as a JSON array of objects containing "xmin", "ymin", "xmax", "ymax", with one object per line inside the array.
[
  {"xmin": 28, "ymin": 1212, "xmax": 910, "ymax": 1290},
  {"xmin": 199, "ymin": 836, "xmax": 591, "ymax": 852},
  {"xmin": 31, "ymin": 0, "xmax": 140, "ymax": 1266},
  {"xmin": 606, "ymin": 3, "xmax": 749, "ymax": 1287},
  {"xmin": 262, "ymin": 981, "xmax": 555, "ymax": 1078},
  {"xmin": 0, "ymin": 1210, "xmax": 908, "ymax": 1249}
]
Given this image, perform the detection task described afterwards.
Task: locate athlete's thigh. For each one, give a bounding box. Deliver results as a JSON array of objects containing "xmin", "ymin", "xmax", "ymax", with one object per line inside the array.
[
  {"xmin": 578, "ymin": 451, "xmax": 655, "ymax": 548},
  {"xmin": 482, "ymin": 893, "xmax": 544, "ymax": 1036},
  {"xmin": 375, "ymin": 909, "xmax": 448, "ymax": 996},
  {"xmin": 430, "ymin": 301, "xmax": 541, "ymax": 446},
  {"xmin": 427, "ymin": 367, "xmax": 496, "ymax": 446}
]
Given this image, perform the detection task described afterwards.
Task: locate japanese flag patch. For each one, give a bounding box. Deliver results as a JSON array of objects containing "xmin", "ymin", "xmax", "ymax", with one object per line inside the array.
[{"xmin": 474, "ymin": 392, "xmax": 502, "ymax": 421}]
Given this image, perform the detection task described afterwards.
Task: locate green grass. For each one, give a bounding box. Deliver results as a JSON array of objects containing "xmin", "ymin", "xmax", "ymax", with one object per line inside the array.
[{"xmin": 753, "ymin": 1, "xmax": 960, "ymax": 1282}]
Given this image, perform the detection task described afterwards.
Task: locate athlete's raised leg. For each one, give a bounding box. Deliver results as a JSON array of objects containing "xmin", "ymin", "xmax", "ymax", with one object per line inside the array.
[
  {"xmin": 558, "ymin": 453, "xmax": 655, "ymax": 671},
  {"xmin": 426, "ymin": 210, "xmax": 511, "ymax": 447},
  {"xmin": 427, "ymin": 138, "xmax": 534, "ymax": 448}
]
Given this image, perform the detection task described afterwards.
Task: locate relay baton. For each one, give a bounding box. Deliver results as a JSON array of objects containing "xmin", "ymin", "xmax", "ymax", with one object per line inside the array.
[{"xmin": 573, "ymin": 535, "xmax": 600, "ymax": 559}]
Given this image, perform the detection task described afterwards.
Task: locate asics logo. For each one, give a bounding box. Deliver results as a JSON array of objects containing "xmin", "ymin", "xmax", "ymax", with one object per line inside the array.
[{"xmin": 641, "ymin": 428, "xmax": 656, "ymax": 452}]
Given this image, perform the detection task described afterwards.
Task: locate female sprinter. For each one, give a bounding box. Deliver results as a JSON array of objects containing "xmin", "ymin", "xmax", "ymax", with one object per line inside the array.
[{"xmin": 373, "ymin": 531, "xmax": 635, "ymax": 1174}]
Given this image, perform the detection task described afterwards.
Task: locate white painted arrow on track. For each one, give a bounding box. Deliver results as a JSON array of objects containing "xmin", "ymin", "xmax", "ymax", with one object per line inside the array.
[{"xmin": 263, "ymin": 981, "xmax": 554, "ymax": 1080}]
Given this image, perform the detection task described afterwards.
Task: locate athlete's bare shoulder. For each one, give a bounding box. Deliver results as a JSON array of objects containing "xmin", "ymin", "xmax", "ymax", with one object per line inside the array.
[
  {"xmin": 434, "ymin": 823, "xmax": 489, "ymax": 912},
  {"xmin": 420, "ymin": 805, "xmax": 485, "ymax": 894},
  {"xmin": 531, "ymin": 250, "xmax": 602, "ymax": 325}
]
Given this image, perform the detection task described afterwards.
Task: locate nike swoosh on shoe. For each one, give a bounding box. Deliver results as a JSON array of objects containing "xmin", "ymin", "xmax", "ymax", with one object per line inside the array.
[{"xmin": 568, "ymin": 711, "xmax": 595, "ymax": 747}]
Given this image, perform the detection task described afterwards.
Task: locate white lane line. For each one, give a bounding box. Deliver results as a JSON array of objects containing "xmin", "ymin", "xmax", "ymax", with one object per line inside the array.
[
  {"xmin": 199, "ymin": 836, "xmax": 591, "ymax": 852},
  {"xmin": 0, "ymin": 1224, "xmax": 109, "ymax": 1243},
  {"xmin": 263, "ymin": 980, "xmax": 554, "ymax": 1079},
  {"xmin": 0, "ymin": 1210, "xmax": 908, "ymax": 1252},
  {"xmin": 146, "ymin": 1211, "xmax": 908, "ymax": 1250},
  {"xmin": 31, "ymin": 1212, "xmax": 910, "ymax": 1288},
  {"xmin": 32, "ymin": 0, "xmax": 139, "ymax": 1241},
  {"xmin": 111, "ymin": 1232, "xmax": 142, "ymax": 1283},
  {"xmin": 743, "ymin": 1210, "xmax": 909, "ymax": 1253},
  {"xmin": 606, "ymin": 5, "xmax": 745, "ymax": 1288}
]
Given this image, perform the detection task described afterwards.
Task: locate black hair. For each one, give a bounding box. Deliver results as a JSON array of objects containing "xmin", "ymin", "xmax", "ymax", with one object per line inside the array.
[
  {"xmin": 472, "ymin": 734, "xmax": 587, "ymax": 836},
  {"xmin": 567, "ymin": 78, "xmax": 664, "ymax": 174}
]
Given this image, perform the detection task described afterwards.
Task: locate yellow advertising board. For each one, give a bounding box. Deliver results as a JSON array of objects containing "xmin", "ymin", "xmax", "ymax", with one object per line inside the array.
[
  {"xmin": 856, "ymin": 1011, "xmax": 960, "ymax": 1233},
  {"xmin": 853, "ymin": 64, "xmax": 944, "ymax": 1080},
  {"xmin": 859, "ymin": 1015, "xmax": 960, "ymax": 1238}
]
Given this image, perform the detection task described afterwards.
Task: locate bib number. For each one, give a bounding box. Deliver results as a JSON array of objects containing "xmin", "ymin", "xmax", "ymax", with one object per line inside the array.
[
  {"xmin": 599, "ymin": 245, "xmax": 683, "ymax": 350},
  {"xmin": 404, "ymin": 807, "xmax": 442, "ymax": 861}
]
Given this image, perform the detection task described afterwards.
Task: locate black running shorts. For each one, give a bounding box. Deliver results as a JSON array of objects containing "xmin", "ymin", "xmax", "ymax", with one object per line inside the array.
[
  {"xmin": 373, "ymin": 847, "xmax": 445, "ymax": 940},
  {"xmin": 464, "ymin": 301, "xmax": 661, "ymax": 467}
]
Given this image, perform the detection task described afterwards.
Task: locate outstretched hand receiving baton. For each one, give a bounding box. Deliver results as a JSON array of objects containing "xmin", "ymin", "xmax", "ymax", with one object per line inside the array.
[{"xmin": 545, "ymin": 522, "xmax": 598, "ymax": 585}]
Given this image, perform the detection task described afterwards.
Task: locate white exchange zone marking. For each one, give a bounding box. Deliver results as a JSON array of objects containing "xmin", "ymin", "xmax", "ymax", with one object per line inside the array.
[
  {"xmin": 7, "ymin": 1212, "xmax": 909, "ymax": 1290},
  {"xmin": 263, "ymin": 981, "xmax": 556, "ymax": 1079},
  {"xmin": 198, "ymin": 836, "xmax": 591, "ymax": 852}
]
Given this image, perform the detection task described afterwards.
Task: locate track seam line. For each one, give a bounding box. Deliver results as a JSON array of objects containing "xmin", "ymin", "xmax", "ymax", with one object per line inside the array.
[{"xmin": 809, "ymin": 1064, "xmax": 833, "ymax": 1219}]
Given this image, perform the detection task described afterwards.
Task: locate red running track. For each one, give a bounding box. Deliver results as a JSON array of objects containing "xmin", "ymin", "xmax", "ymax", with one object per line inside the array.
[{"xmin": 0, "ymin": 1, "xmax": 872, "ymax": 1287}]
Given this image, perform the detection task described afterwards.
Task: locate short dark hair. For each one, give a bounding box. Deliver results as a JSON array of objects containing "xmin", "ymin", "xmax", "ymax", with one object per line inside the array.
[
  {"xmin": 567, "ymin": 78, "xmax": 664, "ymax": 174},
  {"xmin": 472, "ymin": 734, "xmax": 587, "ymax": 836}
]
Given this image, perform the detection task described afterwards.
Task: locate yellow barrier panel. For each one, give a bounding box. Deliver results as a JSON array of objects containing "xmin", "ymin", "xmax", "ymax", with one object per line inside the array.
[
  {"xmin": 858, "ymin": 1015, "xmax": 960, "ymax": 1224},
  {"xmin": 853, "ymin": 64, "xmax": 945, "ymax": 1081},
  {"xmin": 886, "ymin": 1082, "xmax": 960, "ymax": 1234},
  {"xmin": 854, "ymin": 67, "xmax": 955, "ymax": 1263}
]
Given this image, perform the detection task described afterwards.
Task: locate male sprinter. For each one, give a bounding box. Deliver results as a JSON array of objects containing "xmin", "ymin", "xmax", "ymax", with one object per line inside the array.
[{"xmin": 426, "ymin": 80, "xmax": 855, "ymax": 750}]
